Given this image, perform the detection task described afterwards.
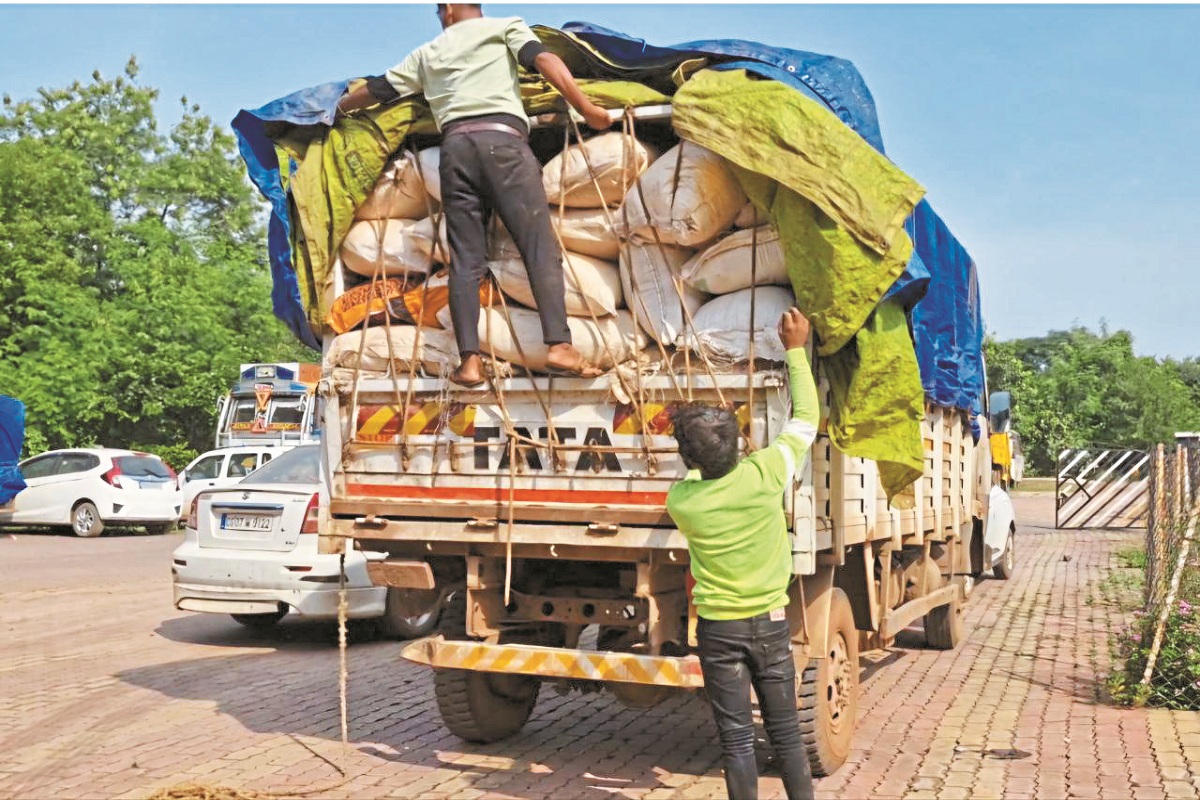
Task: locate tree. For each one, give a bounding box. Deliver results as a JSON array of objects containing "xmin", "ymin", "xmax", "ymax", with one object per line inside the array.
[
  {"xmin": 0, "ymin": 59, "xmax": 308, "ymax": 463},
  {"xmin": 986, "ymin": 327, "xmax": 1200, "ymax": 474}
]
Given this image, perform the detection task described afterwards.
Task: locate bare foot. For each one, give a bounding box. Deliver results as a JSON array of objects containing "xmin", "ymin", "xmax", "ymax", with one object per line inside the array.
[
  {"xmin": 545, "ymin": 343, "xmax": 603, "ymax": 378},
  {"xmin": 451, "ymin": 353, "xmax": 486, "ymax": 387}
]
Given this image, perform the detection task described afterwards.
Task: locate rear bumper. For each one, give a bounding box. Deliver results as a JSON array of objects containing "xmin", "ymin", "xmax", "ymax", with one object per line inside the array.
[
  {"xmin": 171, "ymin": 541, "xmax": 386, "ymax": 619},
  {"xmin": 401, "ymin": 636, "xmax": 705, "ymax": 689},
  {"xmin": 106, "ymin": 496, "xmax": 181, "ymax": 524},
  {"xmin": 173, "ymin": 582, "xmax": 384, "ymax": 619}
]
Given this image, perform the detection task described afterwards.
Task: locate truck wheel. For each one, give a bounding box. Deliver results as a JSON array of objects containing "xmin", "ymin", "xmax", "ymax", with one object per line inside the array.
[
  {"xmin": 432, "ymin": 591, "xmax": 539, "ymax": 743},
  {"xmin": 798, "ymin": 587, "xmax": 858, "ymax": 777},
  {"xmin": 231, "ymin": 610, "xmax": 286, "ymax": 629},
  {"xmin": 71, "ymin": 502, "xmax": 104, "ymax": 538},
  {"xmin": 993, "ymin": 528, "xmax": 1016, "ymax": 581},
  {"xmin": 924, "ymin": 584, "xmax": 964, "ymax": 650},
  {"xmin": 380, "ymin": 587, "xmax": 443, "ymax": 640}
]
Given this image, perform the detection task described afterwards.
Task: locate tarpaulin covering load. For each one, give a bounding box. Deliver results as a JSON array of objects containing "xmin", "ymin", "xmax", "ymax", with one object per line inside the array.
[
  {"xmin": 0, "ymin": 395, "xmax": 27, "ymax": 505},
  {"xmin": 909, "ymin": 199, "xmax": 984, "ymax": 416},
  {"xmin": 231, "ymin": 21, "xmax": 983, "ymax": 499}
]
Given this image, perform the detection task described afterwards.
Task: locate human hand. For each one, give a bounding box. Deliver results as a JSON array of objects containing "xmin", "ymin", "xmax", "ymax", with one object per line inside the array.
[
  {"xmin": 777, "ymin": 307, "xmax": 811, "ymax": 351},
  {"xmin": 582, "ymin": 103, "xmax": 613, "ymax": 131}
]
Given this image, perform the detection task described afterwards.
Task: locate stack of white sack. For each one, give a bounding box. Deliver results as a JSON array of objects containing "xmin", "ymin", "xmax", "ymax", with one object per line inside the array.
[
  {"xmin": 329, "ymin": 126, "xmax": 801, "ymax": 378},
  {"xmin": 608, "ymin": 138, "xmax": 796, "ymax": 365}
]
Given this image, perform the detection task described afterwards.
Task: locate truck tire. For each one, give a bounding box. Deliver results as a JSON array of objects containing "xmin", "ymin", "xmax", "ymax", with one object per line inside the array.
[
  {"xmin": 432, "ymin": 591, "xmax": 539, "ymax": 743},
  {"xmin": 798, "ymin": 587, "xmax": 858, "ymax": 777},
  {"xmin": 71, "ymin": 501, "xmax": 104, "ymax": 538},
  {"xmin": 379, "ymin": 587, "xmax": 443, "ymax": 640},
  {"xmin": 993, "ymin": 527, "xmax": 1016, "ymax": 581},
  {"xmin": 924, "ymin": 585, "xmax": 964, "ymax": 650}
]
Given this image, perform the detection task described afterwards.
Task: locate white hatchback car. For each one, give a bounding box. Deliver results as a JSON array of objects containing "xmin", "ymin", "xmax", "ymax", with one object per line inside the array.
[
  {"xmin": 0, "ymin": 448, "xmax": 181, "ymax": 537},
  {"xmin": 172, "ymin": 445, "xmax": 443, "ymax": 637},
  {"xmin": 178, "ymin": 446, "xmax": 290, "ymax": 524}
]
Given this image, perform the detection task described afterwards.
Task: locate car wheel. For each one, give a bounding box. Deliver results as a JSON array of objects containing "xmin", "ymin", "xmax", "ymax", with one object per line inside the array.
[
  {"xmin": 380, "ymin": 587, "xmax": 445, "ymax": 640},
  {"xmin": 231, "ymin": 610, "xmax": 286, "ymax": 629},
  {"xmin": 993, "ymin": 528, "xmax": 1016, "ymax": 580},
  {"xmin": 71, "ymin": 502, "xmax": 105, "ymax": 538}
]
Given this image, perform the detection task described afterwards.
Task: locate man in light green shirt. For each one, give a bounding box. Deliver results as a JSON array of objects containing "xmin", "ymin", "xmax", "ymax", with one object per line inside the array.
[
  {"xmin": 667, "ymin": 307, "xmax": 819, "ymax": 800},
  {"xmin": 337, "ymin": 4, "xmax": 611, "ymax": 387}
]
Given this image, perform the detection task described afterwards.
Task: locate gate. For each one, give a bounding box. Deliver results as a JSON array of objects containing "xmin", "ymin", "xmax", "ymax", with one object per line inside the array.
[{"xmin": 1056, "ymin": 448, "xmax": 1150, "ymax": 529}]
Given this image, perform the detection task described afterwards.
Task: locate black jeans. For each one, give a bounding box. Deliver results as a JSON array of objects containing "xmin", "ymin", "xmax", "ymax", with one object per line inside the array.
[
  {"xmin": 698, "ymin": 612, "xmax": 814, "ymax": 800},
  {"xmin": 439, "ymin": 129, "xmax": 571, "ymax": 355}
]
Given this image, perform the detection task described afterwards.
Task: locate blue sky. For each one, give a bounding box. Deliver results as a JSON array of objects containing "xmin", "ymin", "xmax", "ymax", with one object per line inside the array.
[{"xmin": 2, "ymin": 3, "xmax": 1197, "ymax": 358}]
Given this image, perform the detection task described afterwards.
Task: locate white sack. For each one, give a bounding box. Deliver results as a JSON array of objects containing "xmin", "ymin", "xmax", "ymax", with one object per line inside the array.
[
  {"xmin": 487, "ymin": 209, "xmax": 621, "ymax": 263},
  {"xmin": 543, "ymin": 132, "xmax": 656, "ymax": 208},
  {"xmin": 680, "ymin": 226, "xmax": 790, "ymax": 295},
  {"xmin": 618, "ymin": 141, "xmax": 747, "ymax": 247},
  {"xmin": 554, "ymin": 207, "xmax": 621, "ymax": 260},
  {"xmin": 324, "ymin": 324, "xmax": 457, "ymax": 375},
  {"xmin": 488, "ymin": 251, "xmax": 623, "ymax": 317},
  {"xmin": 477, "ymin": 306, "xmax": 644, "ymax": 373},
  {"xmin": 341, "ymin": 217, "xmax": 448, "ymax": 278},
  {"xmin": 355, "ymin": 152, "xmax": 432, "ymax": 221},
  {"xmin": 733, "ymin": 201, "xmax": 761, "ymax": 229},
  {"xmin": 680, "ymin": 286, "xmax": 796, "ymax": 363},
  {"xmin": 619, "ymin": 242, "xmax": 704, "ymax": 345},
  {"xmin": 416, "ymin": 147, "xmax": 441, "ymax": 202}
]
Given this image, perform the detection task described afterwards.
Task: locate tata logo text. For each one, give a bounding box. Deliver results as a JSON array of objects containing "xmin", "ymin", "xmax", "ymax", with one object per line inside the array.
[{"xmin": 472, "ymin": 426, "xmax": 622, "ymax": 473}]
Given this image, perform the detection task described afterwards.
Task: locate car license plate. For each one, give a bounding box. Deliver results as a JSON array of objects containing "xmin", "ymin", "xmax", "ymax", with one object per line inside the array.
[{"xmin": 222, "ymin": 513, "xmax": 273, "ymax": 532}]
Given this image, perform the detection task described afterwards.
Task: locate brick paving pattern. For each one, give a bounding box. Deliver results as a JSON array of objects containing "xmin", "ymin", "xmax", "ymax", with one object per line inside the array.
[{"xmin": 2, "ymin": 494, "xmax": 1198, "ymax": 799}]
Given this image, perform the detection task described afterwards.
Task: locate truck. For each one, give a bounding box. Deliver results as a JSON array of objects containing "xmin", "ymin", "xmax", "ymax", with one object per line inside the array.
[
  {"xmin": 214, "ymin": 362, "xmax": 321, "ymax": 449},
  {"xmin": 235, "ymin": 23, "xmax": 999, "ymax": 776}
]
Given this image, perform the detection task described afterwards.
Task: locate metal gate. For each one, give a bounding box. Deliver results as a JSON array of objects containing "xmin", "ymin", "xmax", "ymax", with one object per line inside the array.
[{"xmin": 1056, "ymin": 448, "xmax": 1151, "ymax": 529}]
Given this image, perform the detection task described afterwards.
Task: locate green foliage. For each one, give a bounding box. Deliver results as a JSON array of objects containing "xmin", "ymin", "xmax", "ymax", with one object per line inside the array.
[
  {"xmin": 1110, "ymin": 585, "xmax": 1200, "ymax": 710},
  {"xmin": 985, "ymin": 327, "xmax": 1200, "ymax": 474},
  {"xmin": 0, "ymin": 58, "xmax": 308, "ymax": 459}
]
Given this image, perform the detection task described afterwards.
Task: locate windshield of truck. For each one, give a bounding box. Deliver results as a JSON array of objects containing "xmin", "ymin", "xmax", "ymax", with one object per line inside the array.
[
  {"xmin": 240, "ymin": 445, "xmax": 319, "ymax": 486},
  {"xmin": 268, "ymin": 397, "xmax": 304, "ymax": 427},
  {"xmin": 229, "ymin": 398, "xmax": 257, "ymax": 426}
]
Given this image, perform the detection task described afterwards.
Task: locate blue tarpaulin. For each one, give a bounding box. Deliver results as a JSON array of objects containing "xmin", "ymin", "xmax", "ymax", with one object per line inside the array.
[
  {"xmin": 231, "ymin": 22, "xmax": 982, "ymax": 413},
  {"xmin": 0, "ymin": 395, "xmax": 27, "ymax": 504},
  {"xmin": 909, "ymin": 200, "xmax": 985, "ymax": 416}
]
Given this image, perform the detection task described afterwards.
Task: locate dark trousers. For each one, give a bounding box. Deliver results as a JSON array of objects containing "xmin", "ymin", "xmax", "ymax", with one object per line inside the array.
[
  {"xmin": 698, "ymin": 613, "xmax": 814, "ymax": 800},
  {"xmin": 438, "ymin": 130, "xmax": 571, "ymax": 355}
]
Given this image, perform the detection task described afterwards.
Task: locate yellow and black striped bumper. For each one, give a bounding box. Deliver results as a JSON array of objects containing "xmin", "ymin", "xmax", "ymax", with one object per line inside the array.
[{"xmin": 401, "ymin": 636, "xmax": 705, "ymax": 689}]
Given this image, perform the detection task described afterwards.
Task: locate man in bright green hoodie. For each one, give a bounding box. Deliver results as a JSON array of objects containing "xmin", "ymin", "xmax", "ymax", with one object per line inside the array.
[{"xmin": 667, "ymin": 307, "xmax": 819, "ymax": 800}]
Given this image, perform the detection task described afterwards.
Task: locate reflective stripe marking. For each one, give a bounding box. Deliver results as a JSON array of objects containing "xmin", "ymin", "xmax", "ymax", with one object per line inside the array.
[{"xmin": 403, "ymin": 638, "xmax": 705, "ymax": 688}]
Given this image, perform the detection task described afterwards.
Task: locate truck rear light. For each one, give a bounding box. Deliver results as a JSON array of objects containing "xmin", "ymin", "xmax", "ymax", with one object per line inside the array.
[{"xmin": 300, "ymin": 493, "xmax": 320, "ymax": 534}]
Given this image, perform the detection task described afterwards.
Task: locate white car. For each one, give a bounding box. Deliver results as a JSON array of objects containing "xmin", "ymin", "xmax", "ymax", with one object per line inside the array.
[
  {"xmin": 178, "ymin": 446, "xmax": 290, "ymax": 524},
  {"xmin": 982, "ymin": 483, "xmax": 1017, "ymax": 580},
  {"xmin": 172, "ymin": 445, "xmax": 443, "ymax": 637},
  {"xmin": 0, "ymin": 448, "xmax": 181, "ymax": 537}
]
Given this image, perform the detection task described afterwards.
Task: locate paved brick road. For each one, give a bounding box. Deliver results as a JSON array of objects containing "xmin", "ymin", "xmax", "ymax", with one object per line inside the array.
[{"xmin": 2, "ymin": 494, "xmax": 1198, "ymax": 800}]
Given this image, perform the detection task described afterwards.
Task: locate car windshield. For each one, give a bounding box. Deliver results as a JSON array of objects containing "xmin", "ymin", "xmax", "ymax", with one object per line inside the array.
[
  {"xmin": 115, "ymin": 455, "xmax": 171, "ymax": 479},
  {"xmin": 239, "ymin": 446, "xmax": 319, "ymax": 486}
]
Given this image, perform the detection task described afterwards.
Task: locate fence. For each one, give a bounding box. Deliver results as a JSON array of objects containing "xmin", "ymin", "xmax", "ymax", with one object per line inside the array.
[
  {"xmin": 1056, "ymin": 448, "xmax": 1150, "ymax": 529},
  {"xmin": 1123, "ymin": 444, "xmax": 1200, "ymax": 709}
]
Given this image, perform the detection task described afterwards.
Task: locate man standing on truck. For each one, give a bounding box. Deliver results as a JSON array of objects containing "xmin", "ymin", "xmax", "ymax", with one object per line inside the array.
[
  {"xmin": 335, "ymin": 3, "xmax": 612, "ymax": 387},
  {"xmin": 667, "ymin": 307, "xmax": 819, "ymax": 800}
]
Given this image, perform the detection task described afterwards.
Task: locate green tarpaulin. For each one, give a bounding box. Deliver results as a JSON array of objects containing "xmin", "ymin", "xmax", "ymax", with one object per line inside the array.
[{"xmin": 672, "ymin": 69, "xmax": 925, "ymax": 500}]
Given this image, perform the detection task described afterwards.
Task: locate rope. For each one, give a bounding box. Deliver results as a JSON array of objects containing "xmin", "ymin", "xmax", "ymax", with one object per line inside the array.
[{"xmin": 746, "ymin": 209, "xmax": 760, "ymax": 452}]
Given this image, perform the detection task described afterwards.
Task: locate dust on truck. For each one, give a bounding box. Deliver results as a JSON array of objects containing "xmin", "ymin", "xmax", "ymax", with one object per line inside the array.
[{"xmin": 234, "ymin": 23, "xmax": 991, "ymax": 776}]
